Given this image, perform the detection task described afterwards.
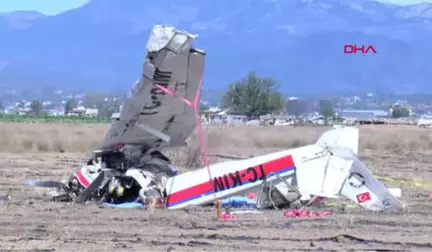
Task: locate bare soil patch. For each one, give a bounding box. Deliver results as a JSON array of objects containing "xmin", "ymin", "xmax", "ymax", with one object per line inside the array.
[{"xmin": 0, "ymin": 123, "xmax": 431, "ymax": 251}]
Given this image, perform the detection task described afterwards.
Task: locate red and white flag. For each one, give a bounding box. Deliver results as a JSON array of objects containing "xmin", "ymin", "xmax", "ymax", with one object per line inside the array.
[{"xmin": 356, "ymin": 192, "xmax": 371, "ymax": 203}]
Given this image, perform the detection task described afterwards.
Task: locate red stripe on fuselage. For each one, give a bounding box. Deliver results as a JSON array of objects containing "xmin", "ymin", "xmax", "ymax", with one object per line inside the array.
[
  {"xmin": 166, "ymin": 155, "xmax": 295, "ymax": 207},
  {"xmin": 75, "ymin": 171, "xmax": 90, "ymax": 187}
]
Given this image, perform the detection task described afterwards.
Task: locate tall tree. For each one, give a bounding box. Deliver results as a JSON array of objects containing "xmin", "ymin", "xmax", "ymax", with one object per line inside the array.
[
  {"xmin": 97, "ymin": 96, "xmax": 122, "ymax": 118},
  {"xmin": 83, "ymin": 92, "xmax": 105, "ymax": 110},
  {"xmin": 319, "ymin": 99, "xmax": 334, "ymax": 120},
  {"xmin": 30, "ymin": 100, "xmax": 43, "ymax": 116},
  {"xmin": 222, "ymin": 71, "xmax": 284, "ymax": 119},
  {"xmin": 286, "ymin": 98, "xmax": 308, "ymax": 117},
  {"xmin": 199, "ymin": 102, "xmax": 209, "ymax": 113},
  {"xmin": 64, "ymin": 99, "xmax": 77, "ymax": 115},
  {"xmin": 391, "ymin": 106, "xmax": 410, "ymax": 118}
]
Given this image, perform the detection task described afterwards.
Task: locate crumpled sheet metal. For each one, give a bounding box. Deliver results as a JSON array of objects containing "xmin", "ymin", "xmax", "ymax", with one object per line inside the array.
[{"xmin": 146, "ymin": 25, "xmax": 198, "ymax": 53}]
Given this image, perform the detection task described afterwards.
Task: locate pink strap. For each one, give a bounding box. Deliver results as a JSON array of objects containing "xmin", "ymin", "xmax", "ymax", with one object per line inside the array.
[{"xmin": 154, "ymin": 76, "xmax": 214, "ymax": 197}]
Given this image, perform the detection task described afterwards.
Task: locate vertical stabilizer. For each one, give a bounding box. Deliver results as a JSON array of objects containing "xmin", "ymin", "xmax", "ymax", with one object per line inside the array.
[{"xmin": 316, "ymin": 126, "xmax": 359, "ymax": 155}]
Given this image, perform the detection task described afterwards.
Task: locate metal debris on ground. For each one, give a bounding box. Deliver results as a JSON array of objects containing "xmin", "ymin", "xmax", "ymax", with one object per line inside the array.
[
  {"xmin": 0, "ymin": 194, "xmax": 11, "ymax": 206},
  {"xmin": 221, "ymin": 196, "xmax": 257, "ymax": 208},
  {"xmin": 102, "ymin": 201, "xmax": 144, "ymax": 209}
]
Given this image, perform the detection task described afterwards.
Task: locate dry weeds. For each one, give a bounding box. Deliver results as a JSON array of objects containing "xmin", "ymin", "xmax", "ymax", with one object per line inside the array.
[
  {"xmin": 0, "ymin": 122, "xmax": 106, "ymax": 153},
  {"xmin": 2, "ymin": 122, "xmax": 432, "ymax": 158}
]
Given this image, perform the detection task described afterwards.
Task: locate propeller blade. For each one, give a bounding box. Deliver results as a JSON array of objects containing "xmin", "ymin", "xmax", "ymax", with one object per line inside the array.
[{"xmin": 24, "ymin": 180, "xmax": 62, "ymax": 188}]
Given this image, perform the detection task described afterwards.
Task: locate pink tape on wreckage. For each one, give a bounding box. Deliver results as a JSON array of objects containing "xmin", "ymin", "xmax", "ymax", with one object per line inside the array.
[{"xmin": 154, "ymin": 77, "xmax": 216, "ymax": 198}]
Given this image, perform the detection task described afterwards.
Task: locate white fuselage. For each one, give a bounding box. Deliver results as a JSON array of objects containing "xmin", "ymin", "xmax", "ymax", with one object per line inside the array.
[
  {"xmin": 164, "ymin": 140, "xmax": 403, "ymax": 211},
  {"xmin": 164, "ymin": 144, "xmax": 325, "ymax": 209}
]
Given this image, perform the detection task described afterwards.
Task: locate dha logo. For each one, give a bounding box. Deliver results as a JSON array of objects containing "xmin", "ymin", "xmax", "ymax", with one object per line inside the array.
[{"xmin": 344, "ymin": 44, "xmax": 377, "ymax": 54}]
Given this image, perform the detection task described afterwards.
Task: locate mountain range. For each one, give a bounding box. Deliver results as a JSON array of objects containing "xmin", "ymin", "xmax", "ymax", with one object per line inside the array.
[{"xmin": 1, "ymin": 0, "xmax": 432, "ymax": 99}]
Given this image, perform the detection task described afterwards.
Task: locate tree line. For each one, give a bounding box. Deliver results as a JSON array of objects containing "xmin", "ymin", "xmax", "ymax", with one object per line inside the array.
[
  {"xmin": 14, "ymin": 71, "xmax": 413, "ymax": 120},
  {"xmin": 21, "ymin": 93, "xmax": 122, "ymax": 118},
  {"xmin": 218, "ymin": 71, "xmax": 411, "ymax": 120}
]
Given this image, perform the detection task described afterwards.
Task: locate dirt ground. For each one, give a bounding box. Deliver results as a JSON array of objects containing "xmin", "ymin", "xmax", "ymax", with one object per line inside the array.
[{"xmin": 0, "ymin": 123, "xmax": 432, "ymax": 251}]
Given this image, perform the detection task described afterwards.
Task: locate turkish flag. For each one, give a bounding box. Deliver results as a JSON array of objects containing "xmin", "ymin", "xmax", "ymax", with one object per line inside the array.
[{"xmin": 356, "ymin": 192, "xmax": 371, "ymax": 203}]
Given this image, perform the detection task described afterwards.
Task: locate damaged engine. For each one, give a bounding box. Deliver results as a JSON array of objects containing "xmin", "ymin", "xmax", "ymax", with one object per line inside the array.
[{"xmin": 51, "ymin": 145, "xmax": 176, "ymax": 206}]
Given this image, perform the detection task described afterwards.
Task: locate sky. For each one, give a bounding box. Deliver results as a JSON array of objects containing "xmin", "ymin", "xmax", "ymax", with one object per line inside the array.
[
  {"xmin": 379, "ymin": 0, "xmax": 432, "ymax": 4},
  {"xmin": 0, "ymin": 0, "xmax": 431, "ymax": 15},
  {"xmin": 0, "ymin": 0, "xmax": 90, "ymax": 15}
]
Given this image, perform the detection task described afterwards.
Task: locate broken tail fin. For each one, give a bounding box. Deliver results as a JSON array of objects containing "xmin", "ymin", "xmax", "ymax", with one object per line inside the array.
[
  {"xmin": 316, "ymin": 126, "xmax": 359, "ymax": 155},
  {"xmin": 339, "ymin": 156, "xmax": 404, "ymax": 211},
  {"xmin": 315, "ymin": 126, "xmax": 404, "ymax": 211}
]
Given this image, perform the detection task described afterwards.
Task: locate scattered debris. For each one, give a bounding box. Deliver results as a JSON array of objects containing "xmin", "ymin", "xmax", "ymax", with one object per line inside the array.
[
  {"xmin": 219, "ymin": 213, "xmax": 236, "ymax": 221},
  {"xmin": 284, "ymin": 209, "xmax": 335, "ymax": 218},
  {"xmin": 25, "ymin": 25, "xmax": 404, "ymax": 214},
  {"xmin": 0, "ymin": 193, "xmax": 11, "ymax": 206},
  {"xmin": 102, "ymin": 201, "xmax": 145, "ymax": 209},
  {"xmin": 221, "ymin": 196, "xmax": 256, "ymax": 208},
  {"xmin": 389, "ymin": 187, "xmax": 402, "ymax": 198}
]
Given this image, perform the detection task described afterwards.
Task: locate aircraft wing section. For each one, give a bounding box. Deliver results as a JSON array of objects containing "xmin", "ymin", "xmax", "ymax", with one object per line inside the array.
[
  {"xmin": 339, "ymin": 156, "xmax": 404, "ymax": 211},
  {"xmin": 101, "ymin": 25, "xmax": 205, "ymax": 150}
]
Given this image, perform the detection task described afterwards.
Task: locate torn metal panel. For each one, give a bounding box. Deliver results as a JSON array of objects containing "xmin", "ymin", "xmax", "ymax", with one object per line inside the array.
[
  {"xmin": 339, "ymin": 156, "xmax": 404, "ymax": 210},
  {"xmin": 75, "ymin": 170, "xmax": 115, "ymax": 204},
  {"xmin": 101, "ymin": 25, "xmax": 205, "ymax": 150}
]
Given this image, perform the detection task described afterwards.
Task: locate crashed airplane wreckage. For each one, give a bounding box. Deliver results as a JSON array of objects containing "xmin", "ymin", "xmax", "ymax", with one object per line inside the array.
[{"xmin": 28, "ymin": 25, "xmax": 403, "ymax": 212}]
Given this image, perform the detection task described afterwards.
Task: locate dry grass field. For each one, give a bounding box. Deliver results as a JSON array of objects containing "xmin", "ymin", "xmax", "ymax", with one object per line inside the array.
[{"xmin": 0, "ymin": 122, "xmax": 431, "ymax": 251}]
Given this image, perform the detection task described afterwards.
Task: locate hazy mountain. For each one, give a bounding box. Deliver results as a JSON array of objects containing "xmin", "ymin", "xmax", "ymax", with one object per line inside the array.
[{"xmin": 1, "ymin": 0, "xmax": 432, "ymax": 96}]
